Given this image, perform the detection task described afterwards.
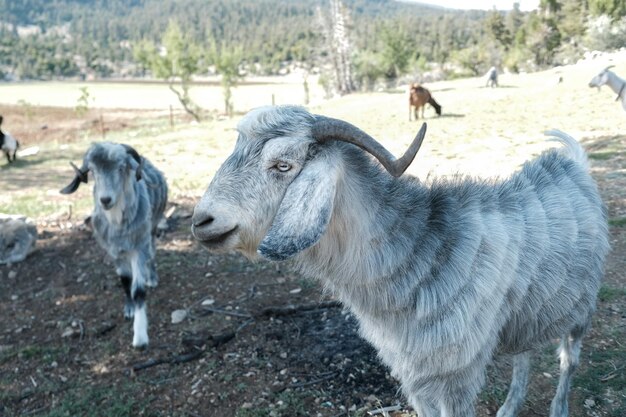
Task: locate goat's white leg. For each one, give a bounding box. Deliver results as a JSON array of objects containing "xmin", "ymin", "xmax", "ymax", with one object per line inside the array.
[
  {"xmin": 496, "ymin": 351, "xmax": 532, "ymax": 417},
  {"xmin": 130, "ymin": 250, "xmax": 149, "ymax": 348},
  {"xmin": 115, "ymin": 259, "xmax": 134, "ymax": 319},
  {"xmin": 549, "ymin": 329, "xmax": 583, "ymax": 417}
]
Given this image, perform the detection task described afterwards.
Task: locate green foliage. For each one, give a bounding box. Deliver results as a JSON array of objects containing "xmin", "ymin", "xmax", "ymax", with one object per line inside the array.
[
  {"xmin": 353, "ymin": 50, "xmax": 386, "ymax": 91},
  {"xmin": 504, "ymin": 46, "xmax": 533, "ymax": 73},
  {"xmin": 584, "ymin": 15, "xmax": 626, "ymax": 50},
  {"xmin": 525, "ymin": 14, "xmax": 562, "ymax": 66},
  {"xmin": 1, "ymin": 0, "xmax": 625, "ymax": 83},
  {"xmin": 485, "ymin": 10, "xmax": 512, "ymax": 49},
  {"xmin": 134, "ymin": 20, "xmax": 203, "ymax": 120},
  {"xmin": 75, "ymin": 86, "xmax": 90, "ymax": 116},
  {"xmin": 379, "ymin": 23, "xmax": 413, "ymax": 80},
  {"xmin": 598, "ymin": 285, "xmax": 626, "ymax": 301},
  {"xmin": 207, "ymin": 40, "xmax": 244, "ymax": 116},
  {"xmin": 589, "ymin": 0, "xmax": 626, "ymax": 19},
  {"xmin": 452, "ymin": 44, "xmax": 489, "ymax": 76},
  {"xmin": 42, "ymin": 383, "xmax": 150, "ymax": 417},
  {"xmin": 574, "ymin": 347, "xmax": 626, "ymax": 414}
]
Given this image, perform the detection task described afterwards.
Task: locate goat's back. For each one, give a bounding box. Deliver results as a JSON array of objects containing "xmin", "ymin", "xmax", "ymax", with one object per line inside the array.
[
  {"xmin": 409, "ymin": 85, "xmax": 431, "ymax": 107},
  {"xmin": 141, "ymin": 159, "xmax": 168, "ymax": 229},
  {"xmin": 494, "ymin": 149, "xmax": 608, "ymax": 352}
]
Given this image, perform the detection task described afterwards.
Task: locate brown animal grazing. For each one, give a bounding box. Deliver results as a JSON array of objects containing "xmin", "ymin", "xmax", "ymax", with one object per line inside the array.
[{"xmin": 409, "ymin": 83, "xmax": 442, "ymax": 121}]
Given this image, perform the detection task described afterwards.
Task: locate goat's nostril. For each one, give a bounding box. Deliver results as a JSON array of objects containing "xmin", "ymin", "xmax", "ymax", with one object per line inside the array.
[
  {"xmin": 100, "ymin": 197, "xmax": 112, "ymax": 205},
  {"xmin": 194, "ymin": 215, "xmax": 214, "ymax": 228}
]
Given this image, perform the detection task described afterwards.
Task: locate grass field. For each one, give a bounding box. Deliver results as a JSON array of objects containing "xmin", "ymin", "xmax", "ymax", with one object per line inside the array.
[{"xmin": 1, "ymin": 56, "xmax": 625, "ymax": 417}]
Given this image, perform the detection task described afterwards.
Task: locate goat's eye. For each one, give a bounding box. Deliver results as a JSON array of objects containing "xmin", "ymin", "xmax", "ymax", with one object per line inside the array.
[{"xmin": 275, "ymin": 162, "xmax": 292, "ymax": 172}]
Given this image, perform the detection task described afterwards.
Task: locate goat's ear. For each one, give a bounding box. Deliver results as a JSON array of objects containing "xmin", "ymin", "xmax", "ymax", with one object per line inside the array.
[
  {"xmin": 60, "ymin": 162, "xmax": 88, "ymax": 195},
  {"xmin": 122, "ymin": 144, "xmax": 143, "ymax": 181},
  {"xmin": 258, "ymin": 157, "xmax": 337, "ymax": 261},
  {"xmin": 60, "ymin": 177, "xmax": 82, "ymax": 194}
]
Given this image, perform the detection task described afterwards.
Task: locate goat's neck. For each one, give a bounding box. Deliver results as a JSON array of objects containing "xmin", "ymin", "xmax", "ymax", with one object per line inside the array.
[
  {"xmin": 606, "ymin": 72, "xmax": 626, "ymax": 98},
  {"xmin": 102, "ymin": 182, "xmax": 140, "ymax": 228},
  {"xmin": 297, "ymin": 156, "xmax": 430, "ymax": 313}
]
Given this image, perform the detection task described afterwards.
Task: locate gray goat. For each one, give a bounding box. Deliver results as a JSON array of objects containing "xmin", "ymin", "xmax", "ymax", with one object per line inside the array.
[
  {"xmin": 191, "ymin": 105, "xmax": 609, "ymax": 417},
  {"xmin": 0, "ymin": 115, "xmax": 19, "ymax": 163},
  {"xmin": 588, "ymin": 65, "xmax": 626, "ymax": 111},
  {"xmin": 61, "ymin": 142, "xmax": 168, "ymax": 348}
]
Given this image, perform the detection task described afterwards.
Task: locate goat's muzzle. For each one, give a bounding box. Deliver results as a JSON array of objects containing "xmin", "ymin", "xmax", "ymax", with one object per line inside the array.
[
  {"xmin": 191, "ymin": 208, "xmax": 239, "ymax": 250},
  {"xmin": 100, "ymin": 196, "xmax": 113, "ymax": 210}
]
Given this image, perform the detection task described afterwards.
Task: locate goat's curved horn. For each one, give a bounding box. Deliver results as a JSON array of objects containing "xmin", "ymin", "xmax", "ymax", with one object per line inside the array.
[
  {"xmin": 604, "ymin": 65, "xmax": 615, "ymax": 72},
  {"xmin": 60, "ymin": 161, "xmax": 89, "ymax": 194},
  {"xmin": 311, "ymin": 116, "xmax": 427, "ymax": 177},
  {"xmin": 122, "ymin": 144, "xmax": 143, "ymax": 181},
  {"xmin": 70, "ymin": 161, "xmax": 89, "ymax": 183}
]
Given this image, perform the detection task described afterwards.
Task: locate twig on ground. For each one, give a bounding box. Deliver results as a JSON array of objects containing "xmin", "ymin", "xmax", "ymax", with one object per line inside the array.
[
  {"xmin": 182, "ymin": 329, "xmax": 237, "ymax": 350},
  {"xmin": 257, "ymin": 300, "xmax": 342, "ymax": 317},
  {"xmin": 274, "ymin": 372, "xmax": 337, "ymax": 392},
  {"xmin": 78, "ymin": 320, "xmax": 85, "ymax": 341},
  {"xmin": 236, "ymin": 318, "xmax": 255, "ymax": 333},
  {"xmin": 198, "ymin": 307, "xmax": 253, "ymax": 318},
  {"xmin": 95, "ymin": 322, "xmax": 116, "ymax": 337},
  {"xmin": 132, "ymin": 348, "xmax": 205, "ymax": 372},
  {"xmin": 22, "ymin": 406, "xmax": 50, "ymax": 416},
  {"xmin": 367, "ymin": 405, "xmax": 402, "ymax": 416}
]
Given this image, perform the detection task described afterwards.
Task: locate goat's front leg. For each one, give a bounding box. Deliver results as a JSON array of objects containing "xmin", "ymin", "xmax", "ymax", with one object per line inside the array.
[
  {"xmin": 146, "ymin": 237, "xmax": 158, "ymax": 288},
  {"xmin": 408, "ymin": 396, "xmax": 440, "ymax": 417},
  {"xmin": 115, "ymin": 259, "xmax": 134, "ymax": 319},
  {"xmin": 497, "ymin": 351, "xmax": 532, "ymax": 417},
  {"xmin": 129, "ymin": 248, "xmax": 151, "ymax": 348}
]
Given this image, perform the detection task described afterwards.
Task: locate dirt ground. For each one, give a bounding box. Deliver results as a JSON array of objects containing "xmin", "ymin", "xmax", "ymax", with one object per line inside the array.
[
  {"xmin": 1, "ymin": 64, "xmax": 625, "ymax": 417},
  {"xmin": 1, "ymin": 144, "xmax": 625, "ymax": 417}
]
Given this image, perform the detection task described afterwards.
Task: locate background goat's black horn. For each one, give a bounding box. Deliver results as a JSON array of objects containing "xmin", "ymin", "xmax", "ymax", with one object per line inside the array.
[
  {"xmin": 311, "ymin": 116, "xmax": 427, "ymax": 177},
  {"xmin": 122, "ymin": 144, "xmax": 141, "ymax": 164},
  {"xmin": 122, "ymin": 144, "xmax": 143, "ymax": 180}
]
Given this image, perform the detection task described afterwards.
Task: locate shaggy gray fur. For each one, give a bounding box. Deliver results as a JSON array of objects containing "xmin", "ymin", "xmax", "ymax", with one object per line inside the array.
[
  {"xmin": 61, "ymin": 142, "xmax": 168, "ymax": 348},
  {"xmin": 0, "ymin": 214, "xmax": 37, "ymax": 264},
  {"xmin": 192, "ymin": 105, "xmax": 609, "ymax": 417}
]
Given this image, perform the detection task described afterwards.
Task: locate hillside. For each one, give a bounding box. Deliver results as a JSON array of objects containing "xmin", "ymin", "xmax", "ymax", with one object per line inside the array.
[{"xmin": 0, "ymin": 0, "xmax": 485, "ymax": 78}]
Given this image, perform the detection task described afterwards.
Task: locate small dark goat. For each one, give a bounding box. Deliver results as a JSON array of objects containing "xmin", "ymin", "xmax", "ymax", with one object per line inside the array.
[
  {"xmin": 0, "ymin": 115, "xmax": 19, "ymax": 163},
  {"xmin": 61, "ymin": 142, "xmax": 168, "ymax": 348},
  {"xmin": 409, "ymin": 83, "xmax": 442, "ymax": 121}
]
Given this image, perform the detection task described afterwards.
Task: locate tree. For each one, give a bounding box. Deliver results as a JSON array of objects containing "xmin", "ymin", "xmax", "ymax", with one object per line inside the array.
[
  {"xmin": 485, "ymin": 10, "xmax": 512, "ymax": 49},
  {"xmin": 328, "ymin": 0, "xmax": 355, "ymax": 94},
  {"xmin": 206, "ymin": 40, "xmax": 243, "ymax": 117},
  {"xmin": 134, "ymin": 21, "xmax": 203, "ymax": 121},
  {"xmin": 540, "ymin": 0, "xmax": 562, "ymax": 17},
  {"xmin": 524, "ymin": 14, "xmax": 562, "ymax": 66},
  {"xmin": 353, "ymin": 50, "xmax": 386, "ymax": 91},
  {"xmin": 589, "ymin": 0, "xmax": 626, "ymax": 19},
  {"xmin": 316, "ymin": 0, "xmax": 355, "ymax": 96},
  {"xmin": 379, "ymin": 23, "xmax": 413, "ymax": 80}
]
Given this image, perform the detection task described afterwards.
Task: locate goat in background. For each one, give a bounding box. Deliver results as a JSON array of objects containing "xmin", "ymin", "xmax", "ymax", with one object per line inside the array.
[
  {"xmin": 589, "ymin": 65, "xmax": 626, "ymax": 111},
  {"xmin": 0, "ymin": 115, "xmax": 19, "ymax": 163},
  {"xmin": 409, "ymin": 83, "xmax": 442, "ymax": 120},
  {"xmin": 61, "ymin": 142, "xmax": 168, "ymax": 348},
  {"xmin": 486, "ymin": 66, "xmax": 498, "ymax": 87},
  {"xmin": 192, "ymin": 105, "xmax": 609, "ymax": 417}
]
